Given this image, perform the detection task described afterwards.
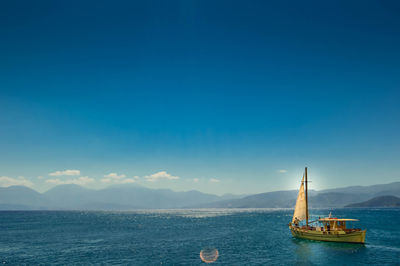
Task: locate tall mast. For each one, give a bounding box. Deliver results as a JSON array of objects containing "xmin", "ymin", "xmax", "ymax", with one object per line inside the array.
[{"xmin": 305, "ymin": 167, "xmax": 308, "ymax": 226}]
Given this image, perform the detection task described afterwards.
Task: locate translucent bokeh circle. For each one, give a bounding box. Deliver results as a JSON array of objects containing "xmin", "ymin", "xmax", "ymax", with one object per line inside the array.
[{"xmin": 200, "ymin": 248, "xmax": 219, "ymax": 263}]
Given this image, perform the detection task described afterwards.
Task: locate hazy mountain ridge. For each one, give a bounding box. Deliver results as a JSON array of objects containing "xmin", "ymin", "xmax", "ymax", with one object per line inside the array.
[
  {"xmin": 0, "ymin": 182, "xmax": 399, "ymax": 210},
  {"xmin": 345, "ymin": 195, "xmax": 400, "ymax": 208},
  {"xmin": 0, "ymin": 184, "xmax": 243, "ymax": 210},
  {"xmin": 190, "ymin": 182, "xmax": 400, "ymax": 209},
  {"xmin": 318, "ymin": 182, "xmax": 400, "ymax": 195},
  {"xmin": 0, "ymin": 186, "xmax": 47, "ymax": 209}
]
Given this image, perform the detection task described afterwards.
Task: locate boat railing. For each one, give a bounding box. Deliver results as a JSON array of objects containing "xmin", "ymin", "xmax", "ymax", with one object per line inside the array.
[{"xmin": 344, "ymin": 228, "xmax": 362, "ymax": 233}]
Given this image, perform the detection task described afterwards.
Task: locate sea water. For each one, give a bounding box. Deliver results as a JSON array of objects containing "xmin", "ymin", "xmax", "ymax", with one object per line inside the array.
[{"xmin": 0, "ymin": 209, "xmax": 399, "ymax": 265}]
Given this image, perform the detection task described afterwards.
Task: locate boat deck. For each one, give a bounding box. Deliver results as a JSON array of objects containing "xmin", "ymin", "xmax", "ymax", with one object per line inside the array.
[{"xmin": 289, "ymin": 225, "xmax": 366, "ymax": 243}]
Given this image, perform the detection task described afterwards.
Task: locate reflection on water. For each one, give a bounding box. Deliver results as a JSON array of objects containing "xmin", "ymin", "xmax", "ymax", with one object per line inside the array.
[
  {"xmin": 293, "ymin": 238, "xmax": 312, "ymax": 263},
  {"xmin": 292, "ymin": 238, "xmax": 366, "ymax": 264}
]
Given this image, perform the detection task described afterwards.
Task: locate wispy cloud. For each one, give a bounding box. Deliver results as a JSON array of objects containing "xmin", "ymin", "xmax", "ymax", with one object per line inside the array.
[
  {"xmin": 0, "ymin": 176, "xmax": 33, "ymax": 187},
  {"xmin": 101, "ymin": 172, "xmax": 136, "ymax": 184},
  {"xmin": 193, "ymin": 178, "xmax": 199, "ymax": 183},
  {"xmin": 277, "ymin": 169, "xmax": 288, "ymax": 173},
  {"xmin": 144, "ymin": 171, "xmax": 179, "ymax": 182},
  {"xmin": 120, "ymin": 178, "xmax": 136, "ymax": 184},
  {"xmin": 101, "ymin": 178, "xmax": 136, "ymax": 184},
  {"xmin": 209, "ymin": 178, "xmax": 220, "ymax": 183},
  {"xmin": 103, "ymin": 173, "xmax": 126, "ymax": 179},
  {"xmin": 46, "ymin": 176, "xmax": 94, "ymax": 185},
  {"xmin": 49, "ymin": 170, "xmax": 80, "ymax": 176}
]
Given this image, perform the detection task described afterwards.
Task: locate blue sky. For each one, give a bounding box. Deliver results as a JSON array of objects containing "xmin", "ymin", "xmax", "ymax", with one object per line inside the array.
[{"xmin": 1, "ymin": 0, "xmax": 399, "ymax": 194}]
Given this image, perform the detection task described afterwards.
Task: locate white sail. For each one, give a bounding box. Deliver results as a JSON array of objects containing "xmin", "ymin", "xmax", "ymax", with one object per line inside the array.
[{"xmin": 292, "ymin": 176, "xmax": 307, "ymax": 223}]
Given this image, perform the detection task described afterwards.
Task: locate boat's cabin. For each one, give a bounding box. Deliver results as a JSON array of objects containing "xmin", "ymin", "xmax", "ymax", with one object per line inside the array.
[
  {"xmin": 316, "ymin": 218, "xmax": 361, "ymax": 232},
  {"xmin": 321, "ymin": 220, "xmax": 346, "ymax": 230}
]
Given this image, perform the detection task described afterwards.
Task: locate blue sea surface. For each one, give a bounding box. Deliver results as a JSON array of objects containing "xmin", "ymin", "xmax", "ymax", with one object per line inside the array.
[{"xmin": 0, "ymin": 209, "xmax": 399, "ymax": 265}]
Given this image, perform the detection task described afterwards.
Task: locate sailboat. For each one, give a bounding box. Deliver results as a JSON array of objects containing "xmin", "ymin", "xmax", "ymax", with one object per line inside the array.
[{"xmin": 289, "ymin": 167, "xmax": 366, "ymax": 243}]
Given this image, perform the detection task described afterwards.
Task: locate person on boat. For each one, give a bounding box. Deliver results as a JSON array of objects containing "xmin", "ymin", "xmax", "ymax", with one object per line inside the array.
[{"xmin": 293, "ymin": 217, "xmax": 299, "ymax": 227}]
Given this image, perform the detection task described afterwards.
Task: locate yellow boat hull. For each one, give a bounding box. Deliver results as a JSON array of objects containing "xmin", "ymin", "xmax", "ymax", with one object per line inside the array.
[{"xmin": 289, "ymin": 225, "xmax": 366, "ymax": 244}]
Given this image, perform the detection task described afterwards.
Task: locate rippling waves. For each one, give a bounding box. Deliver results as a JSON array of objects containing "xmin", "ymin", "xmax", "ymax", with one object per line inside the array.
[{"xmin": 0, "ymin": 208, "xmax": 399, "ymax": 265}]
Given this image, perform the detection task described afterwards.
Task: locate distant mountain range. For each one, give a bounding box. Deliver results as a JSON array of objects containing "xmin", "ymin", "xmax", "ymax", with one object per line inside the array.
[
  {"xmin": 0, "ymin": 184, "xmax": 244, "ymax": 210},
  {"xmin": 190, "ymin": 182, "xmax": 400, "ymax": 209},
  {"xmin": 0, "ymin": 182, "xmax": 399, "ymax": 210},
  {"xmin": 345, "ymin": 195, "xmax": 400, "ymax": 208}
]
